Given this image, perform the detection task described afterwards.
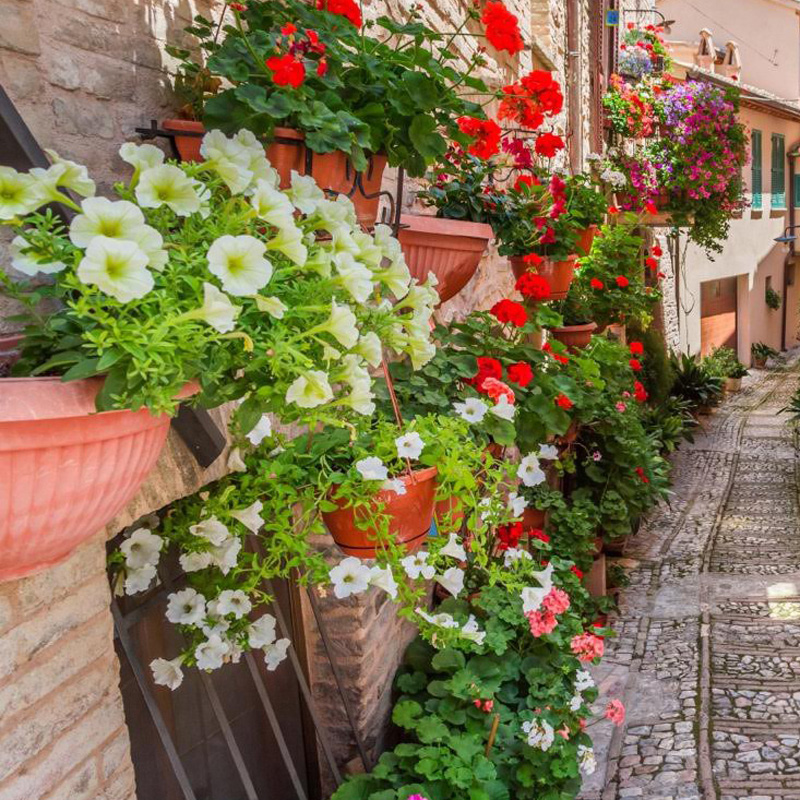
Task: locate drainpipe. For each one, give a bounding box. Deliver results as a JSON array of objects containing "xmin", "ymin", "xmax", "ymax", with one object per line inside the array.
[{"xmin": 784, "ymin": 142, "xmax": 800, "ymax": 350}]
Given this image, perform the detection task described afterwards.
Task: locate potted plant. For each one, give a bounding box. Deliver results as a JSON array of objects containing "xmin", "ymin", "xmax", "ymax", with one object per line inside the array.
[
  {"xmin": 566, "ymin": 173, "xmax": 607, "ymax": 256},
  {"xmin": 167, "ymin": 0, "xmax": 529, "ymax": 227},
  {"xmin": 547, "ymin": 277, "xmax": 597, "ymax": 350},
  {"xmin": 751, "ymin": 341, "xmax": 779, "ymax": 369},
  {"xmin": 766, "ymin": 285, "xmax": 782, "ymax": 311},
  {"xmin": 704, "ymin": 346, "xmax": 748, "ymax": 392},
  {"xmin": 0, "ymin": 129, "xmax": 437, "ymax": 581}
]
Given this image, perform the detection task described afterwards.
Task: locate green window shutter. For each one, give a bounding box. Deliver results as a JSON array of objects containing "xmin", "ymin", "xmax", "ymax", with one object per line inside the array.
[
  {"xmin": 794, "ymin": 172, "xmax": 800, "ymax": 208},
  {"xmin": 772, "ymin": 133, "xmax": 786, "ymax": 209},
  {"xmin": 751, "ymin": 130, "xmax": 762, "ymax": 210}
]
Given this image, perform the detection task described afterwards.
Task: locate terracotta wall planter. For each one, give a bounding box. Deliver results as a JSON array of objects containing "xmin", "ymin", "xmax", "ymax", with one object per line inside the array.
[
  {"xmin": 0, "ymin": 377, "xmax": 179, "ymax": 582},
  {"xmin": 549, "ymin": 322, "xmax": 597, "ymax": 351},
  {"xmin": 398, "ymin": 216, "xmax": 493, "ymax": 304},
  {"xmin": 576, "ymin": 224, "xmax": 599, "ymax": 256},
  {"xmin": 510, "ymin": 254, "xmax": 577, "ymax": 300},
  {"xmin": 163, "ymin": 121, "xmax": 386, "ymax": 227},
  {"xmin": 322, "ymin": 466, "xmax": 438, "ymax": 557}
]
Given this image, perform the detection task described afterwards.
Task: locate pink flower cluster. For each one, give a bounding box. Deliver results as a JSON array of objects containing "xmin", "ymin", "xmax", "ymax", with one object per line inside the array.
[
  {"xmin": 571, "ymin": 631, "xmax": 605, "ymax": 662},
  {"xmin": 526, "ymin": 588, "xmax": 572, "ymax": 638}
]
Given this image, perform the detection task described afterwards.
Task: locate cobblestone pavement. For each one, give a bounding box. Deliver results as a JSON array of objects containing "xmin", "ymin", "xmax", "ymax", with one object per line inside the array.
[{"xmin": 581, "ymin": 357, "xmax": 800, "ymax": 800}]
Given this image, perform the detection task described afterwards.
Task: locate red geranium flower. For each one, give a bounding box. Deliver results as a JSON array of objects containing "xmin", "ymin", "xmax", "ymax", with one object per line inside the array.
[
  {"xmin": 629, "ymin": 358, "xmax": 642, "ymax": 371},
  {"xmin": 497, "ymin": 521, "xmax": 523, "ymax": 550},
  {"xmin": 491, "ymin": 298, "xmax": 528, "ymax": 327},
  {"xmin": 514, "ymin": 174, "xmax": 538, "ymax": 191},
  {"xmin": 590, "ymin": 278, "xmax": 605, "ymax": 290},
  {"xmin": 540, "ymin": 226, "xmax": 556, "ymax": 245},
  {"xmin": 516, "ymin": 272, "xmax": 551, "ymax": 300},
  {"xmin": 522, "ymin": 252, "xmax": 543, "ymax": 265},
  {"xmin": 481, "ymin": 1, "xmax": 524, "ymax": 54},
  {"xmin": 483, "ymin": 377, "xmax": 515, "ymax": 405},
  {"xmin": 507, "ymin": 362, "xmax": 534, "ymax": 387},
  {"xmin": 615, "ymin": 275, "xmax": 630, "ymax": 288},
  {"xmin": 530, "ymin": 528, "xmax": 550, "ymax": 543},
  {"xmin": 607, "ymin": 205, "xmax": 619, "ymax": 215},
  {"xmin": 652, "ymin": 245, "xmax": 663, "ymax": 257},
  {"xmin": 470, "ymin": 356, "xmax": 502, "ymax": 390},
  {"xmin": 281, "ymin": 23, "xmax": 297, "ymax": 35},
  {"xmin": 635, "ymin": 466, "xmax": 650, "ymax": 483},
  {"xmin": 644, "ymin": 201, "xmax": 659, "ymax": 214},
  {"xmin": 316, "ymin": 59, "xmax": 329, "ymax": 76},
  {"xmin": 645, "ymin": 257, "xmax": 658, "ymax": 270},
  {"xmin": 555, "ymin": 393, "xmax": 573, "ymax": 410},
  {"xmin": 629, "ymin": 341, "xmax": 644, "ymax": 355},
  {"xmin": 634, "ymin": 380, "xmax": 648, "ymax": 403},
  {"xmin": 229, "ymin": 2, "xmax": 246, "ymax": 11},
  {"xmin": 570, "ymin": 565, "xmax": 584, "ymax": 580},
  {"xmin": 316, "ymin": 0, "xmax": 362, "ymax": 26},
  {"xmin": 266, "ymin": 54, "xmax": 305, "ymax": 88},
  {"xmin": 457, "ymin": 116, "xmax": 502, "ymax": 159},
  {"xmin": 534, "ymin": 132, "xmax": 565, "ymax": 157}
]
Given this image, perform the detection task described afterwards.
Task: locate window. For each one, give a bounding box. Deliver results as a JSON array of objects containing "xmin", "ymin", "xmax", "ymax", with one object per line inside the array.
[
  {"xmin": 771, "ymin": 132, "xmax": 786, "ymax": 209},
  {"xmin": 794, "ymin": 172, "xmax": 800, "ymax": 208},
  {"xmin": 751, "ymin": 130, "xmax": 762, "ymax": 210}
]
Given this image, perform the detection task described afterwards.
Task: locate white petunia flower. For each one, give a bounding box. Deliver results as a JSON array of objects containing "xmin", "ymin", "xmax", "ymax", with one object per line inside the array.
[
  {"xmin": 227, "ymin": 447, "xmax": 248, "ymax": 473},
  {"xmin": 538, "ymin": 444, "xmax": 559, "ymax": 460},
  {"xmin": 215, "ymin": 589, "xmax": 252, "ymax": 619},
  {"xmin": 207, "ymin": 234, "xmax": 273, "ymax": 296},
  {"xmin": 76, "ymin": 236, "xmax": 153, "ymax": 302},
  {"xmin": 522, "ymin": 718, "xmax": 555, "ymax": 751},
  {"xmin": 210, "ymin": 536, "xmax": 242, "ymax": 575},
  {"xmin": 286, "ymin": 170, "xmax": 325, "ymax": 214},
  {"xmin": 436, "ymin": 566, "xmax": 465, "ymax": 597},
  {"xmin": 518, "ymin": 453, "xmax": 546, "ymax": 487},
  {"xmin": 119, "ymin": 142, "xmax": 165, "ymax": 172},
  {"xmin": 136, "ymin": 164, "xmax": 203, "ymax": 216},
  {"xmin": 189, "ymin": 516, "xmax": 231, "ymax": 546},
  {"xmin": 199, "ymin": 130, "xmax": 253, "ymax": 194},
  {"xmin": 355, "ymin": 331, "xmax": 383, "ymax": 368},
  {"xmin": 151, "ymin": 657, "xmax": 184, "ymax": 690},
  {"xmin": 521, "ymin": 585, "xmax": 549, "ymax": 615},
  {"xmin": 254, "ymin": 295, "xmax": 288, "ymax": 319},
  {"xmin": 345, "ymin": 381, "xmax": 376, "ymax": 416},
  {"xmin": 416, "ymin": 608, "xmax": 460, "ymax": 629},
  {"xmin": 507, "ymin": 491, "xmax": 528, "ymax": 517},
  {"xmin": 250, "ymin": 179, "xmax": 296, "ymax": 229},
  {"xmin": 377, "ymin": 256, "xmax": 412, "ymax": 300},
  {"xmin": 369, "ymin": 565, "xmax": 399, "ymax": 599},
  {"xmin": 38, "ymin": 151, "xmax": 96, "ymax": 196},
  {"xmin": 230, "ymin": 499, "xmax": 264, "ymax": 533},
  {"xmin": 373, "ymin": 224, "xmax": 404, "ymax": 262},
  {"xmin": 10, "ymin": 236, "xmax": 66, "ymax": 276},
  {"xmin": 246, "ymin": 415, "xmax": 273, "ymax": 446},
  {"xmin": 333, "ymin": 252, "xmax": 374, "ymax": 303},
  {"xmin": 439, "ymin": 533, "xmax": 466, "ymax": 561},
  {"xmin": 324, "ymin": 300, "xmax": 359, "ymax": 349},
  {"xmin": 0, "ymin": 166, "xmax": 42, "ymax": 219},
  {"xmin": 401, "ymin": 551, "xmax": 435, "ymax": 581},
  {"xmin": 329, "ymin": 556, "xmax": 372, "ymax": 599},
  {"xmin": 395, "ymin": 432, "xmax": 425, "ymax": 460},
  {"xmin": 285, "ymin": 370, "xmax": 334, "ymax": 408},
  {"xmin": 454, "ymin": 397, "xmax": 489, "ymax": 424},
  {"xmin": 120, "ymin": 528, "xmax": 163, "ymax": 569},
  {"xmin": 124, "ymin": 564, "xmax": 157, "ymax": 595},
  {"xmin": 356, "ymin": 456, "xmax": 388, "ymax": 482},
  {"xmin": 263, "ymin": 637, "xmax": 291, "ymax": 671},
  {"xmin": 195, "ymin": 634, "xmax": 229, "ymax": 671},
  {"xmin": 166, "ymin": 587, "xmax": 207, "ymax": 625},
  {"xmin": 461, "ymin": 614, "xmax": 486, "ymax": 645},
  {"xmin": 266, "ymin": 223, "xmax": 307, "ymax": 266},
  {"xmin": 382, "ymin": 478, "xmax": 407, "ymax": 496},
  {"xmin": 180, "ymin": 551, "xmax": 214, "ymax": 573},
  {"xmin": 197, "ymin": 282, "xmax": 240, "ymax": 333},
  {"xmin": 491, "ymin": 395, "xmax": 516, "ymax": 421},
  {"xmin": 578, "ymin": 744, "xmax": 597, "ymax": 775},
  {"xmin": 69, "ymin": 196, "xmax": 142, "ymax": 242},
  {"xmin": 248, "ymin": 613, "xmax": 277, "ymax": 648},
  {"xmin": 503, "ymin": 547, "xmax": 533, "ymax": 567}
]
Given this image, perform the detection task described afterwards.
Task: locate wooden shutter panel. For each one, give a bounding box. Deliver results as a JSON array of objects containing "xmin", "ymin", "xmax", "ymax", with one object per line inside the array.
[{"xmin": 751, "ymin": 130, "xmax": 762, "ymax": 210}]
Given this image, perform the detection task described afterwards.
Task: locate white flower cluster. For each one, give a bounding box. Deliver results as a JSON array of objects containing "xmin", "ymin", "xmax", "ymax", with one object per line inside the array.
[
  {"xmin": 522, "ymin": 718, "xmax": 555, "ymax": 752},
  {"xmin": 354, "ymin": 431, "xmax": 426, "ymax": 495},
  {"xmin": 416, "ymin": 608, "xmax": 486, "ymax": 646},
  {"xmin": 520, "ymin": 563, "xmax": 554, "ymax": 614},
  {"xmin": 517, "ymin": 444, "xmax": 558, "ymax": 489},
  {"xmin": 600, "ymin": 168, "xmax": 627, "ymax": 189},
  {"xmin": 568, "ymin": 668, "xmax": 596, "ymax": 712},
  {"xmin": 453, "ymin": 396, "xmax": 515, "ymax": 424},
  {"xmin": 119, "ymin": 528, "xmax": 164, "ymax": 594}
]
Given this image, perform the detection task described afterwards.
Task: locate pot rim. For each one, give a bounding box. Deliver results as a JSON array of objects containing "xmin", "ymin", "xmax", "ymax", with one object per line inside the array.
[
  {"xmin": 510, "ymin": 253, "xmax": 578, "ymax": 266},
  {"xmin": 550, "ymin": 322, "xmax": 598, "ymax": 334},
  {"xmin": 399, "ymin": 214, "xmax": 493, "ymax": 239},
  {"xmin": 162, "ymin": 118, "xmax": 205, "ymax": 132}
]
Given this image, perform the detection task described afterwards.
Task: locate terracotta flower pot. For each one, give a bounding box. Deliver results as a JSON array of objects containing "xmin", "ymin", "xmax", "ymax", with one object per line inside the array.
[
  {"xmin": 510, "ymin": 255, "xmax": 577, "ymax": 301},
  {"xmin": 435, "ymin": 495, "xmax": 465, "ymax": 530},
  {"xmin": 266, "ymin": 126, "xmax": 306, "ymax": 187},
  {"xmin": 724, "ymin": 377, "xmax": 742, "ymax": 393},
  {"xmin": 576, "ymin": 224, "xmax": 599, "ymax": 256},
  {"xmin": 398, "ymin": 216, "xmax": 493, "ymax": 304},
  {"xmin": 322, "ymin": 466, "xmax": 438, "ymax": 557},
  {"xmin": 0, "ymin": 377, "xmax": 178, "ymax": 582},
  {"xmin": 162, "ymin": 119, "xmax": 204, "ymax": 162},
  {"xmin": 522, "ymin": 506, "xmax": 546, "ymax": 531},
  {"xmin": 549, "ymin": 322, "xmax": 597, "ymax": 351}
]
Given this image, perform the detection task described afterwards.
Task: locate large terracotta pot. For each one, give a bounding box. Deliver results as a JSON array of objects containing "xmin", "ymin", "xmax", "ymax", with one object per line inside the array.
[
  {"xmin": 510, "ymin": 255, "xmax": 577, "ymax": 301},
  {"xmin": 576, "ymin": 224, "xmax": 599, "ymax": 256},
  {"xmin": 398, "ymin": 216, "xmax": 493, "ymax": 304},
  {"xmin": 522, "ymin": 506, "xmax": 546, "ymax": 531},
  {"xmin": 162, "ymin": 119, "xmax": 204, "ymax": 162},
  {"xmin": 724, "ymin": 377, "xmax": 742, "ymax": 393},
  {"xmin": 0, "ymin": 377, "xmax": 177, "ymax": 582},
  {"xmin": 549, "ymin": 322, "xmax": 597, "ymax": 351},
  {"xmin": 322, "ymin": 467, "xmax": 438, "ymax": 557},
  {"xmin": 266, "ymin": 126, "xmax": 306, "ymax": 187}
]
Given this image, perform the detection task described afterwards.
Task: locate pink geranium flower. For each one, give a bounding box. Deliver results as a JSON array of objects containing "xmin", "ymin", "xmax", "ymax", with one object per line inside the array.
[{"xmin": 605, "ymin": 699, "xmax": 626, "ymax": 726}]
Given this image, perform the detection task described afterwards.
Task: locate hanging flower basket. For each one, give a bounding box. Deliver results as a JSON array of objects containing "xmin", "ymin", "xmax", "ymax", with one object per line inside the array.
[
  {"xmin": 398, "ymin": 216, "xmax": 493, "ymax": 304},
  {"xmin": 510, "ymin": 254, "xmax": 577, "ymax": 301},
  {"xmin": 162, "ymin": 121, "xmax": 387, "ymax": 227},
  {"xmin": 549, "ymin": 322, "xmax": 597, "ymax": 351},
  {"xmin": 0, "ymin": 376, "xmax": 189, "ymax": 582},
  {"xmin": 576, "ymin": 224, "xmax": 599, "ymax": 256},
  {"xmin": 322, "ymin": 466, "xmax": 438, "ymax": 557}
]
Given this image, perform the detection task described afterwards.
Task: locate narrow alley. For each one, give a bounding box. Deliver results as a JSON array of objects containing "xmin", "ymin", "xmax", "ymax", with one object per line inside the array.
[{"xmin": 588, "ymin": 361, "xmax": 800, "ymax": 800}]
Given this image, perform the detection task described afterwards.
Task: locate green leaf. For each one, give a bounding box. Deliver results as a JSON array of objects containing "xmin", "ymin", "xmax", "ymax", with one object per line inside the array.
[
  {"xmin": 416, "ymin": 715, "xmax": 449, "ymax": 743},
  {"xmin": 431, "ymin": 648, "xmax": 465, "ymax": 674},
  {"xmin": 62, "ymin": 357, "xmax": 101, "ymax": 382},
  {"xmin": 408, "ymin": 116, "xmax": 447, "ymax": 161},
  {"xmin": 392, "ymin": 700, "xmax": 423, "ymax": 730},
  {"xmin": 30, "ymin": 350, "xmax": 82, "ymax": 376}
]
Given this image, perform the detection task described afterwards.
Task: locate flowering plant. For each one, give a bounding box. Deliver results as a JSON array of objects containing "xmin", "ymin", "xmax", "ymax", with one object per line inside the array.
[
  {"xmin": 0, "ymin": 130, "xmax": 436, "ymax": 419},
  {"xmin": 618, "ymin": 24, "xmax": 671, "ymax": 79},
  {"xmin": 602, "ymin": 74, "xmax": 662, "ymax": 138},
  {"xmin": 171, "ymin": 0, "xmax": 529, "ymax": 176}
]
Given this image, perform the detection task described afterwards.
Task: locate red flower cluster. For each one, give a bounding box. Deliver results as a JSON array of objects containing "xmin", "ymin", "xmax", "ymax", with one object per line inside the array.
[
  {"xmin": 543, "ymin": 587, "xmax": 570, "ymax": 615},
  {"xmin": 266, "ymin": 53, "xmax": 305, "ymax": 88},
  {"xmin": 615, "ymin": 275, "xmax": 630, "ymax": 288},
  {"xmin": 457, "ymin": 116, "xmax": 501, "ymax": 159},
  {"xmin": 513, "ymin": 174, "xmax": 539, "ymax": 192},
  {"xmin": 530, "ymin": 528, "xmax": 550, "ymax": 544},
  {"xmin": 481, "ymin": 1, "xmax": 524, "ymax": 54},
  {"xmin": 635, "ymin": 466, "xmax": 650, "ymax": 484},
  {"xmin": 502, "ymin": 137, "xmax": 533, "ymax": 168},
  {"xmin": 469, "ymin": 356, "xmax": 502, "ymax": 390},
  {"xmin": 498, "ymin": 70, "xmax": 563, "ymax": 130},
  {"xmin": 535, "ymin": 132, "xmax": 565, "ymax": 158},
  {"xmin": 527, "ymin": 608, "xmax": 558, "ymax": 637},
  {"xmin": 474, "ymin": 698, "xmax": 495, "ymax": 713},
  {"xmin": 316, "ymin": 0, "xmax": 361, "ymax": 26},
  {"xmin": 515, "ymin": 272, "xmax": 551, "ymax": 301},
  {"xmin": 634, "ymin": 380, "xmax": 648, "ymax": 403},
  {"xmin": 570, "ymin": 565, "xmax": 584, "ymax": 580},
  {"xmin": 491, "ymin": 298, "xmax": 527, "ymax": 327},
  {"xmin": 507, "ymin": 362, "xmax": 534, "ymax": 387},
  {"xmin": 629, "ymin": 341, "xmax": 644, "ymax": 355},
  {"xmin": 543, "ymin": 342, "xmax": 569, "ymax": 365},
  {"xmin": 629, "ymin": 358, "xmax": 642, "ymax": 372},
  {"xmin": 496, "ymin": 521, "xmax": 523, "ymax": 551},
  {"xmin": 555, "ymin": 393, "xmax": 573, "ymax": 410}
]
